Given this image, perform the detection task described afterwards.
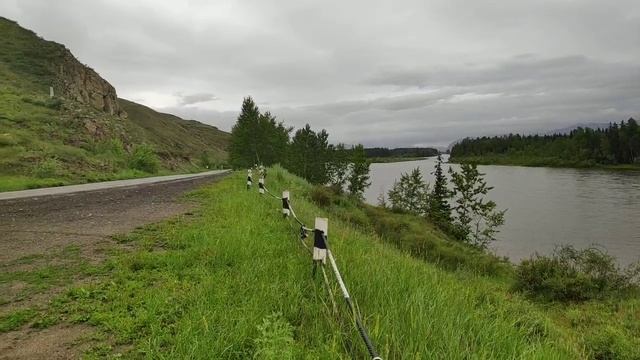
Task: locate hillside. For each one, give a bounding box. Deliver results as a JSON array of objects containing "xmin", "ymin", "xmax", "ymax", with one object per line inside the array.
[{"xmin": 0, "ymin": 17, "xmax": 230, "ymax": 191}]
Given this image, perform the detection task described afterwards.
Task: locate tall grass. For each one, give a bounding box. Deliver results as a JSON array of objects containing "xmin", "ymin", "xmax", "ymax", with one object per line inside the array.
[{"xmin": 35, "ymin": 166, "xmax": 581, "ymax": 358}]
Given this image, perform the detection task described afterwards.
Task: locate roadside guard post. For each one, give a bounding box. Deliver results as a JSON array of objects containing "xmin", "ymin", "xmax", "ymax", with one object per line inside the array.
[
  {"xmin": 282, "ymin": 191, "xmax": 290, "ymax": 217},
  {"xmin": 258, "ymin": 177, "xmax": 265, "ymax": 194},
  {"xmin": 247, "ymin": 169, "xmax": 252, "ymax": 190},
  {"xmin": 313, "ymin": 217, "xmax": 328, "ymax": 264}
]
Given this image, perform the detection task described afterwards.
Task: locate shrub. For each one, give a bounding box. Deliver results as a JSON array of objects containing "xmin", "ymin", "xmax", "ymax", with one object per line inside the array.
[
  {"xmin": 309, "ymin": 185, "xmax": 335, "ymax": 207},
  {"xmin": 514, "ymin": 246, "xmax": 638, "ymax": 302},
  {"xmin": 45, "ymin": 98, "xmax": 63, "ymax": 110},
  {"xmin": 32, "ymin": 158, "xmax": 62, "ymax": 178},
  {"xmin": 584, "ymin": 326, "xmax": 640, "ymax": 360},
  {"xmin": 95, "ymin": 138, "xmax": 126, "ymax": 157},
  {"xmin": 129, "ymin": 144, "xmax": 160, "ymax": 173}
]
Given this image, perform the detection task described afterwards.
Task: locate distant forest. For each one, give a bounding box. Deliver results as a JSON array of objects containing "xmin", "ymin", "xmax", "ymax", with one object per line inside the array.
[
  {"xmin": 365, "ymin": 147, "xmax": 439, "ymax": 158},
  {"xmin": 450, "ymin": 118, "xmax": 640, "ymax": 167}
]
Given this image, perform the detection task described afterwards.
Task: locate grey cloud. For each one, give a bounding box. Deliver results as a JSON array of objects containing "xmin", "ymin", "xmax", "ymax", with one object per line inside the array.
[
  {"xmin": 2, "ymin": 0, "xmax": 639, "ymax": 147},
  {"xmin": 177, "ymin": 93, "xmax": 218, "ymax": 106}
]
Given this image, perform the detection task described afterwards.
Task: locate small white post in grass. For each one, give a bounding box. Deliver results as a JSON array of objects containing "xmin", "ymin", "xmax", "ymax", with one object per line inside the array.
[
  {"xmin": 49, "ymin": 86, "xmax": 54, "ymax": 98},
  {"xmin": 313, "ymin": 217, "xmax": 328, "ymax": 264},
  {"xmin": 247, "ymin": 169, "xmax": 253, "ymax": 190},
  {"xmin": 282, "ymin": 191, "xmax": 290, "ymax": 217},
  {"xmin": 258, "ymin": 177, "xmax": 265, "ymax": 194}
]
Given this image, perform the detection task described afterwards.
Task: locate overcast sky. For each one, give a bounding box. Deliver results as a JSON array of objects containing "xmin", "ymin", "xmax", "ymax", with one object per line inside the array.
[{"xmin": 2, "ymin": 0, "xmax": 639, "ymax": 147}]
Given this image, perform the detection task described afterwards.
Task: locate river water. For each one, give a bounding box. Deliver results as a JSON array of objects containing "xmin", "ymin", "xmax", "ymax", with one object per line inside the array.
[{"xmin": 364, "ymin": 156, "xmax": 640, "ymax": 266}]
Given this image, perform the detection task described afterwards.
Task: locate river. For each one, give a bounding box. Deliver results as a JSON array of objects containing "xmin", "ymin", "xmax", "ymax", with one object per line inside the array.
[{"xmin": 364, "ymin": 156, "xmax": 640, "ymax": 266}]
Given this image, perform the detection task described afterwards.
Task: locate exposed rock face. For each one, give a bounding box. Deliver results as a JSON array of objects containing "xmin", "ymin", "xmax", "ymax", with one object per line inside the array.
[{"xmin": 55, "ymin": 49, "xmax": 124, "ymax": 117}]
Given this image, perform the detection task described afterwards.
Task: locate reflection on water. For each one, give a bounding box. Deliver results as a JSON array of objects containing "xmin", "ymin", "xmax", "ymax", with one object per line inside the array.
[{"xmin": 365, "ymin": 156, "xmax": 640, "ymax": 266}]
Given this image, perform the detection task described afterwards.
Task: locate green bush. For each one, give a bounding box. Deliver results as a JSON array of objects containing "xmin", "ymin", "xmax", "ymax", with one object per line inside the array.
[
  {"xmin": 515, "ymin": 246, "xmax": 638, "ymax": 302},
  {"xmin": 309, "ymin": 185, "xmax": 335, "ymax": 207},
  {"xmin": 95, "ymin": 138, "xmax": 126, "ymax": 157},
  {"xmin": 129, "ymin": 144, "xmax": 160, "ymax": 173},
  {"xmin": 44, "ymin": 98, "xmax": 63, "ymax": 110},
  {"xmin": 32, "ymin": 158, "xmax": 62, "ymax": 178},
  {"xmin": 584, "ymin": 326, "xmax": 640, "ymax": 360}
]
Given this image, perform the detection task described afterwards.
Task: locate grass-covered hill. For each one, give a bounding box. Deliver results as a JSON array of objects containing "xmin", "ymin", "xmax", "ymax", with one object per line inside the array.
[
  {"xmin": 0, "ymin": 17, "xmax": 230, "ymax": 191},
  {"xmin": 2, "ymin": 166, "xmax": 637, "ymax": 358}
]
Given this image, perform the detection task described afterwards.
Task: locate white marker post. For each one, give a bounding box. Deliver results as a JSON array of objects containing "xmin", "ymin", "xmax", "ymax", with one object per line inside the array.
[
  {"xmin": 247, "ymin": 169, "xmax": 253, "ymax": 190},
  {"xmin": 313, "ymin": 217, "xmax": 328, "ymax": 264},
  {"xmin": 258, "ymin": 177, "xmax": 265, "ymax": 194},
  {"xmin": 49, "ymin": 86, "xmax": 54, "ymax": 98},
  {"xmin": 282, "ymin": 191, "xmax": 290, "ymax": 217}
]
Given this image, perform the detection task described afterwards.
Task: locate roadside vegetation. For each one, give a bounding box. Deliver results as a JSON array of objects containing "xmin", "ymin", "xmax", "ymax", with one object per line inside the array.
[
  {"xmin": 2, "ymin": 167, "xmax": 637, "ymax": 358},
  {"xmin": 450, "ymin": 119, "xmax": 640, "ymax": 169}
]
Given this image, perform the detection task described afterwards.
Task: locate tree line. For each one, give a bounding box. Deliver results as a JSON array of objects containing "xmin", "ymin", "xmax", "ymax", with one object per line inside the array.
[
  {"xmin": 450, "ymin": 118, "xmax": 640, "ymax": 166},
  {"xmin": 364, "ymin": 147, "xmax": 438, "ymax": 158},
  {"xmin": 229, "ymin": 97, "xmax": 370, "ymax": 198}
]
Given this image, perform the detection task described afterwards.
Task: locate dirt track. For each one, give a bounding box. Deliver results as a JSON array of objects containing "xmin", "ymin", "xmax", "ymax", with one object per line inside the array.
[
  {"xmin": 0, "ymin": 172, "xmax": 228, "ymax": 359},
  {"xmin": 0, "ymin": 174, "xmax": 227, "ymax": 264}
]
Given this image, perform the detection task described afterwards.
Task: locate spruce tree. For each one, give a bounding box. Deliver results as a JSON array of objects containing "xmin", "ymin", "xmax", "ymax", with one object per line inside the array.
[
  {"xmin": 229, "ymin": 97, "xmax": 260, "ymax": 168},
  {"xmin": 430, "ymin": 154, "xmax": 452, "ymax": 225}
]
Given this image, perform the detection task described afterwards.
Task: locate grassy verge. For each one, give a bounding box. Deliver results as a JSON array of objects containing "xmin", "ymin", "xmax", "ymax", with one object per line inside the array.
[
  {"xmin": 2, "ymin": 166, "xmax": 638, "ymax": 358},
  {"xmin": 450, "ymin": 155, "xmax": 640, "ymax": 171}
]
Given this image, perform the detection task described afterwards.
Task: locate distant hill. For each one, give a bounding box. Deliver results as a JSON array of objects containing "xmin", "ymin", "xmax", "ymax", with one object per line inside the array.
[
  {"xmin": 365, "ymin": 147, "xmax": 439, "ymax": 159},
  {"xmin": 0, "ymin": 17, "xmax": 229, "ymax": 190}
]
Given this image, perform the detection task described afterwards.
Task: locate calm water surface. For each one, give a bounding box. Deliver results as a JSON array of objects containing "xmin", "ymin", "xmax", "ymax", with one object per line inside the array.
[{"xmin": 365, "ymin": 156, "xmax": 640, "ymax": 265}]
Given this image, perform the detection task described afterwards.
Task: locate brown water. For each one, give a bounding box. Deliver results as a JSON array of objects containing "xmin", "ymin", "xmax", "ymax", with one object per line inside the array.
[{"xmin": 365, "ymin": 156, "xmax": 640, "ymax": 266}]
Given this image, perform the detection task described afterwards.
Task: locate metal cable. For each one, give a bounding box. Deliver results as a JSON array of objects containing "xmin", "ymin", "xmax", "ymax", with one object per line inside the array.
[
  {"xmin": 327, "ymin": 249, "xmax": 381, "ymax": 359},
  {"xmin": 254, "ymin": 179, "xmax": 381, "ymax": 360},
  {"xmin": 263, "ymin": 186, "xmax": 281, "ymax": 200}
]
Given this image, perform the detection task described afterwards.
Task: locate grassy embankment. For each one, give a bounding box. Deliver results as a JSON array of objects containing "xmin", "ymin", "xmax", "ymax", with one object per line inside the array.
[
  {"xmin": 450, "ymin": 155, "xmax": 640, "ymax": 171},
  {"xmin": 0, "ymin": 17, "xmax": 230, "ymax": 192},
  {"xmin": 1, "ymin": 167, "xmax": 638, "ymax": 358}
]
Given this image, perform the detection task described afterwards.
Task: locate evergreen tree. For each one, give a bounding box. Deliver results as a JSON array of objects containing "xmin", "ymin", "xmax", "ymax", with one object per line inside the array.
[
  {"xmin": 229, "ymin": 97, "xmax": 260, "ymax": 168},
  {"xmin": 449, "ymin": 164, "xmax": 505, "ymax": 248},
  {"xmin": 347, "ymin": 144, "xmax": 371, "ymax": 199},
  {"xmin": 430, "ymin": 153, "xmax": 452, "ymax": 225},
  {"xmin": 287, "ymin": 124, "xmax": 330, "ymax": 184}
]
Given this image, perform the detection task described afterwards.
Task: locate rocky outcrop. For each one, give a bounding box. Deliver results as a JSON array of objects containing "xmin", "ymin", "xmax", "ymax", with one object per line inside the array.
[{"xmin": 54, "ymin": 49, "xmax": 124, "ymax": 117}]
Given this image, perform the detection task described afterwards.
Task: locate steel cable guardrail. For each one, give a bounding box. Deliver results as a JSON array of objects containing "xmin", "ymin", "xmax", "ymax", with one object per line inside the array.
[{"xmin": 250, "ymin": 169, "xmax": 382, "ymax": 360}]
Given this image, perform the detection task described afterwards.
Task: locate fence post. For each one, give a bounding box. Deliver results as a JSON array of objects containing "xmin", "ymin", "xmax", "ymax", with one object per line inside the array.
[
  {"xmin": 258, "ymin": 177, "xmax": 265, "ymax": 194},
  {"xmin": 282, "ymin": 191, "xmax": 290, "ymax": 217},
  {"xmin": 313, "ymin": 217, "xmax": 328, "ymax": 264},
  {"xmin": 247, "ymin": 169, "xmax": 252, "ymax": 190}
]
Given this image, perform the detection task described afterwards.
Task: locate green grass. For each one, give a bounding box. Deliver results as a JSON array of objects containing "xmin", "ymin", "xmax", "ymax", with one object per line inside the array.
[
  {"xmin": 2, "ymin": 167, "xmax": 637, "ymax": 358},
  {"xmin": 0, "ymin": 309, "xmax": 37, "ymax": 332},
  {"xmin": 9, "ymin": 167, "xmax": 581, "ymax": 358}
]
